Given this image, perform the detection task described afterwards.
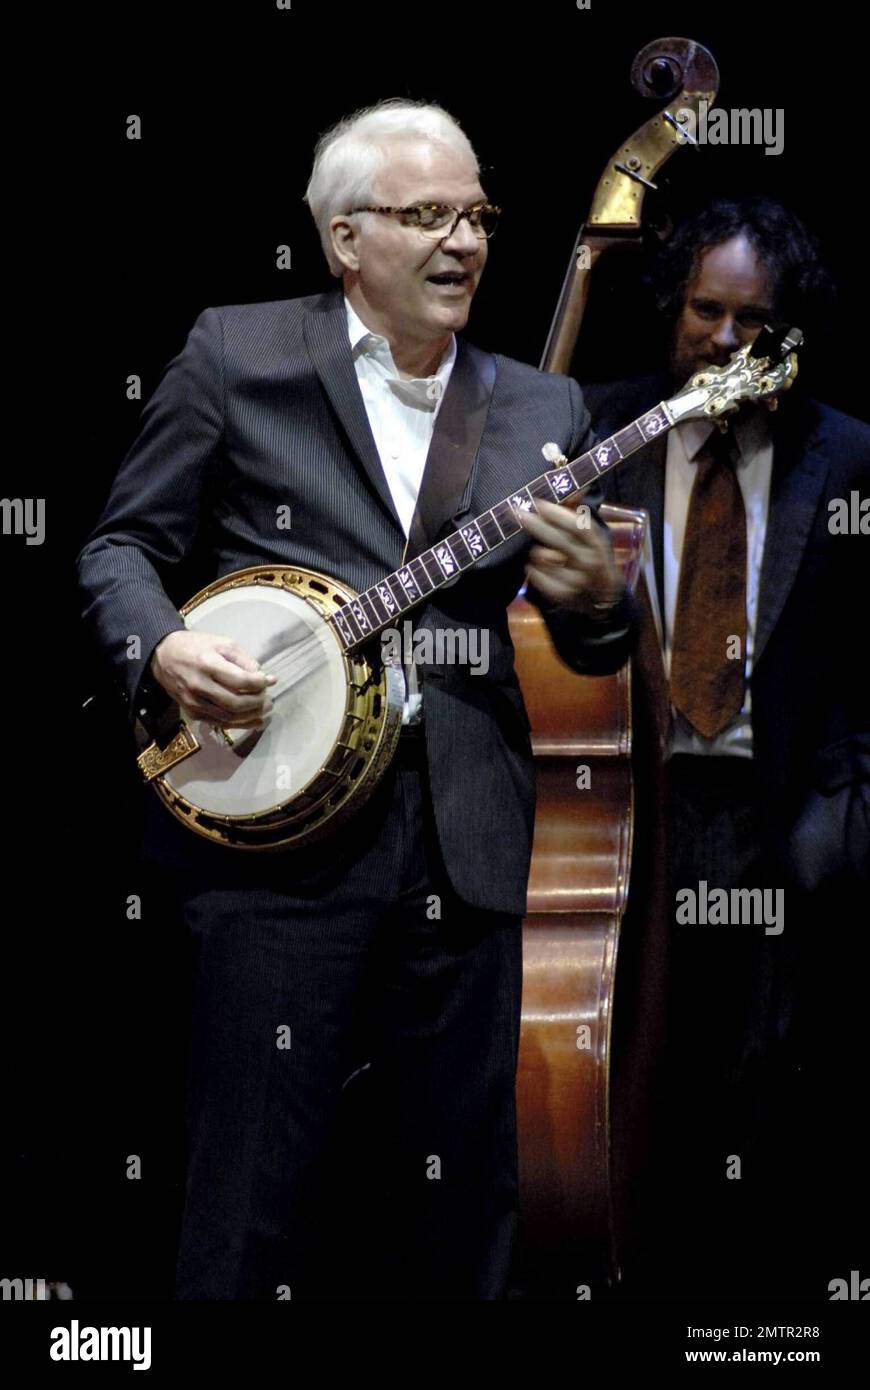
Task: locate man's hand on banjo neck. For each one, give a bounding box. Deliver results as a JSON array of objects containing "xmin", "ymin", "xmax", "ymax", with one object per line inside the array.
[
  {"xmin": 151, "ymin": 631, "xmax": 277, "ymax": 729},
  {"xmin": 519, "ymin": 500, "xmax": 624, "ymax": 614}
]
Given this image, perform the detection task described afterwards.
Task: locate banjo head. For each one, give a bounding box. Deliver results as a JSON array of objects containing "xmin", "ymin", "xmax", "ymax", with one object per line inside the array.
[{"xmin": 147, "ymin": 566, "xmax": 404, "ymax": 849}]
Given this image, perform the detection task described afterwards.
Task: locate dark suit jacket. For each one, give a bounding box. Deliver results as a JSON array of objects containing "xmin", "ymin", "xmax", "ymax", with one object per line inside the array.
[
  {"xmin": 583, "ymin": 374, "xmax": 870, "ymax": 887},
  {"xmin": 77, "ymin": 288, "xmax": 633, "ymax": 915}
]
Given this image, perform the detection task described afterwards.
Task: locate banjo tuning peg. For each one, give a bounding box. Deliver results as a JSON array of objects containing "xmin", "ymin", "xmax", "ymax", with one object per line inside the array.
[{"xmin": 542, "ymin": 442, "xmax": 568, "ymax": 465}]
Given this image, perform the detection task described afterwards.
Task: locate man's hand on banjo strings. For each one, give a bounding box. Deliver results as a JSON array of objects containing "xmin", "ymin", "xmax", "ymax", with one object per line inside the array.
[
  {"xmin": 519, "ymin": 500, "xmax": 624, "ymax": 615},
  {"xmin": 151, "ymin": 631, "xmax": 277, "ymax": 728}
]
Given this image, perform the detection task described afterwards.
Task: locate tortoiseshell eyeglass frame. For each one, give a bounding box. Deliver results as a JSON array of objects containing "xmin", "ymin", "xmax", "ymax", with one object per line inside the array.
[{"xmin": 346, "ymin": 202, "xmax": 501, "ymax": 239}]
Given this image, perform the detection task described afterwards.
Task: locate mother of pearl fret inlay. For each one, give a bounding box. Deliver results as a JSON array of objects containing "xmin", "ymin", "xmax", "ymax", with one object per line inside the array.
[
  {"xmin": 548, "ymin": 470, "xmax": 574, "ymax": 496},
  {"xmin": 398, "ymin": 568, "xmax": 420, "ymax": 600},
  {"xmin": 461, "ymin": 523, "xmax": 485, "ymax": 556},
  {"xmin": 594, "ymin": 440, "xmax": 621, "ymax": 469},
  {"xmin": 434, "ymin": 543, "xmax": 458, "ymax": 577},
  {"xmin": 640, "ymin": 410, "xmax": 666, "ymax": 437},
  {"xmin": 350, "ymin": 601, "xmax": 369, "ymax": 633},
  {"xmin": 377, "ymin": 582, "xmax": 397, "ymax": 614}
]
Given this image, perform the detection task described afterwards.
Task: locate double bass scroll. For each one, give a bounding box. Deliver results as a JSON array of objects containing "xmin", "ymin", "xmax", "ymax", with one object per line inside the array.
[{"xmin": 540, "ymin": 37, "xmax": 719, "ymax": 375}]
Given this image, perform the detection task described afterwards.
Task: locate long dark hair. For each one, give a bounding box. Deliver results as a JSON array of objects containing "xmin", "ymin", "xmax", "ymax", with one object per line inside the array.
[{"xmin": 650, "ymin": 196, "xmax": 836, "ymax": 346}]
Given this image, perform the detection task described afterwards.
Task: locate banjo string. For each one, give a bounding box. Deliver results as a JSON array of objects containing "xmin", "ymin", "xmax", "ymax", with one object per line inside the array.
[{"xmin": 259, "ymin": 630, "xmax": 335, "ymax": 700}]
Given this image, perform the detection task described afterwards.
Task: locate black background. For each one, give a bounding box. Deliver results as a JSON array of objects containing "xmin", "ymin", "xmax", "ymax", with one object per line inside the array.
[{"xmin": 4, "ymin": 0, "xmax": 867, "ymax": 1311}]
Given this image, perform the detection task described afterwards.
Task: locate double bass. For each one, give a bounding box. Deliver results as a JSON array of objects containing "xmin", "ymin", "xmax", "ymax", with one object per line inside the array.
[{"xmin": 510, "ymin": 37, "xmax": 719, "ymax": 1297}]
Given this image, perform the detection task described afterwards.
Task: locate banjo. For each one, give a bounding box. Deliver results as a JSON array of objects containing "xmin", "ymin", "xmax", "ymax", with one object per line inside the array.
[{"xmin": 136, "ymin": 326, "xmax": 802, "ymax": 851}]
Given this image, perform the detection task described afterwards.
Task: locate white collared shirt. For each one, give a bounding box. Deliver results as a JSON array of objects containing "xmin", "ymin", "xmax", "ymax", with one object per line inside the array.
[
  {"xmin": 663, "ymin": 409, "xmax": 773, "ymax": 757},
  {"xmin": 345, "ymin": 295, "xmax": 457, "ymax": 723}
]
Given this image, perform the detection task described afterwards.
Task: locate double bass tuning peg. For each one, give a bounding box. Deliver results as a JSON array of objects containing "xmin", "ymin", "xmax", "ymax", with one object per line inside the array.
[{"xmin": 663, "ymin": 109, "xmax": 700, "ymax": 149}]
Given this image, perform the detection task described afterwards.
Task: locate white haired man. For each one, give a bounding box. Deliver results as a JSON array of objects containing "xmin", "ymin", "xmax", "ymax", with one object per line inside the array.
[{"xmin": 77, "ymin": 99, "xmax": 634, "ymax": 1300}]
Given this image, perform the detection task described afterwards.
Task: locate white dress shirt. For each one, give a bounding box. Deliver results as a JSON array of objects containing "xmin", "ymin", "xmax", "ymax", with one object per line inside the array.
[
  {"xmin": 663, "ymin": 409, "xmax": 773, "ymax": 757},
  {"xmin": 345, "ymin": 296, "xmax": 457, "ymax": 724}
]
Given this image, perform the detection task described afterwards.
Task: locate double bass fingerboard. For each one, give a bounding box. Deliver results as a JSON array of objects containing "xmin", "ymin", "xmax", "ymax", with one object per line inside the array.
[{"xmin": 328, "ymin": 402, "xmax": 671, "ymax": 651}]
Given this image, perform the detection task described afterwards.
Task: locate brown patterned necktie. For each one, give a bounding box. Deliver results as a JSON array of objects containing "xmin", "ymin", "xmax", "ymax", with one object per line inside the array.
[{"xmin": 670, "ymin": 427, "xmax": 747, "ymax": 738}]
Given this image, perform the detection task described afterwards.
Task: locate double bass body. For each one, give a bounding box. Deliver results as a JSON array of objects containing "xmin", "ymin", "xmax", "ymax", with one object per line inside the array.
[{"xmin": 511, "ymin": 36, "xmax": 716, "ymax": 1294}]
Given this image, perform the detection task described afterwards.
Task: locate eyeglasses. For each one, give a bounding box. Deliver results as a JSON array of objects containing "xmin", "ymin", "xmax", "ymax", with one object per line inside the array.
[{"xmin": 347, "ymin": 201, "xmax": 501, "ymax": 240}]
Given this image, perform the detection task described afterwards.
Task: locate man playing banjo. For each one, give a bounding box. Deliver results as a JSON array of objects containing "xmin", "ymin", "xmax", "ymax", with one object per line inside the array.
[{"xmin": 77, "ymin": 99, "xmax": 633, "ymax": 1300}]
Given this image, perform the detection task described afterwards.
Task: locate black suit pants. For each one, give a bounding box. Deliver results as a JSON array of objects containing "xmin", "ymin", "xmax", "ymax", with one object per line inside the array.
[
  {"xmin": 654, "ymin": 754, "xmax": 813, "ymax": 1295},
  {"xmin": 163, "ymin": 735, "xmax": 523, "ymax": 1301}
]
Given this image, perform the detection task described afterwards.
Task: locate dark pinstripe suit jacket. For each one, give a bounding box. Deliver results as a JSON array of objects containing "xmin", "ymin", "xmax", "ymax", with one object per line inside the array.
[{"xmin": 77, "ymin": 288, "xmax": 633, "ymax": 914}]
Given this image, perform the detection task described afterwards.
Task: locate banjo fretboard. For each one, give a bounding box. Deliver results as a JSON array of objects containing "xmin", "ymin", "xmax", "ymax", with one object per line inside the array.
[{"xmin": 328, "ymin": 402, "xmax": 671, "ymax": 650}]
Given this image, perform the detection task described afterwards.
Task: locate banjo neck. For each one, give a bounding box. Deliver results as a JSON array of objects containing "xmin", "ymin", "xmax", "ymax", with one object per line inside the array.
[
  {"xmin": 329, "ymin": 324, "xmax": 802, "ymax": 653},
  {"xmin": 329, "ymin": 397, "xmax": 677, "ymax": 652}
]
